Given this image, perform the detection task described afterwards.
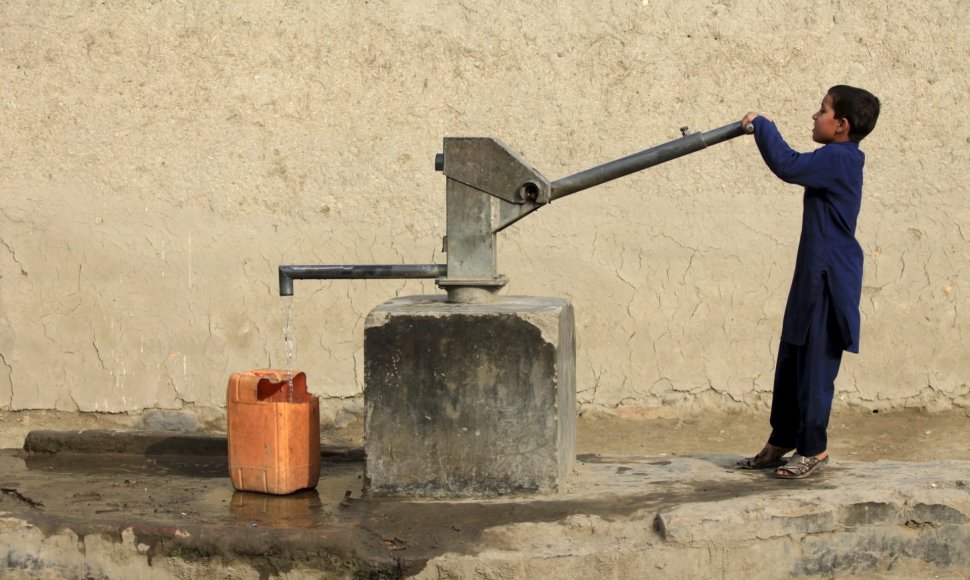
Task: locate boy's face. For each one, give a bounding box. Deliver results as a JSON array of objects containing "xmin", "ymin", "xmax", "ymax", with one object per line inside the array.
[{"xmin": 812, "ymin": 93, "xmax": 849, "ymax": 144}]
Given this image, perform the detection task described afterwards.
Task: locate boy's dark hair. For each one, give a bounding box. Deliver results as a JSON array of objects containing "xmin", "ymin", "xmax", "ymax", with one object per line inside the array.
[{"xmin": 828, "ymin": 85, "xmax": 880, "ymax": 142}]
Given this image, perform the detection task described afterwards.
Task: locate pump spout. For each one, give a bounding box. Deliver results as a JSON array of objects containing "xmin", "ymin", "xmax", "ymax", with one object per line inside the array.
[{"xmin": 278, "ymin": 264, "xmax": 447, "ymax": 296}]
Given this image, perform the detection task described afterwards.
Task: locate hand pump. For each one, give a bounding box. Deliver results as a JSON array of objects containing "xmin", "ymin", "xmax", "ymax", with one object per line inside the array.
[{"xmin": 279, "ymin": 121, "xmax": 753, "ymax": 301}]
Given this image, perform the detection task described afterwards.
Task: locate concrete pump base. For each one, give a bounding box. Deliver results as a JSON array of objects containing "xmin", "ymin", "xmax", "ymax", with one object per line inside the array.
[{"xmin": 363, "ymin": 295, "xmax": 576, "ymax": 497}]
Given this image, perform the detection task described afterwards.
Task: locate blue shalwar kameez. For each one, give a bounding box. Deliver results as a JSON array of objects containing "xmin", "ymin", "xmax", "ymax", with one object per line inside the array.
[{"xmin": 750, "ymin": 116, "xmax": 866, "ymax": 457}]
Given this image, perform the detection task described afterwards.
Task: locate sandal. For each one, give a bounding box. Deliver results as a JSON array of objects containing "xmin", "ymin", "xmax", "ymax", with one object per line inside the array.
[
  {"xmin": 774, "ymin": 454, "xmax": 829, "ymax": 479},
  {"xmin": 737, "ymin": 444, "xmax": 794, "ymax": 470}
]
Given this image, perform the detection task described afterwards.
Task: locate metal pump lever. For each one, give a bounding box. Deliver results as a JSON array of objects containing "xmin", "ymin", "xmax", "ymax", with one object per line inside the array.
[
  {"xmin": 548, "ymin": 122, "xmax": 753, "ymax": 201},
  {"xmin": 279, "ymin": 121, "xmax": 752, "ymax": 302}
]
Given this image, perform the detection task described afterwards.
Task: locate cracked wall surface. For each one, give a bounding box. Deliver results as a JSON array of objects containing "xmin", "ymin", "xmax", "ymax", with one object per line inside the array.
[{"xmin": 0, "ymin": 1, "xmax": 967, "ymax": 417}]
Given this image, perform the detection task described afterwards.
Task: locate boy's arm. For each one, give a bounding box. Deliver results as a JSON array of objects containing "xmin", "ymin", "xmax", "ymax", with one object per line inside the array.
[{"xmin": 744, "ymin": 114, "xmax": 835, "ymax": 190}]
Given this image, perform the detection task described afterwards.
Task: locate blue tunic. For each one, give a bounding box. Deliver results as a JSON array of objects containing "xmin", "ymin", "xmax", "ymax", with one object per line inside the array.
[{"xmin": 752, "ymin": 116, "xmax": 865, "ymax": 354}]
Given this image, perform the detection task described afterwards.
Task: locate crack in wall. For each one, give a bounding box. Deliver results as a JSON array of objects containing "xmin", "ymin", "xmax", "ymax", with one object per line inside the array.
[
  {"xmin": 37, "ymin": 319, "xmax": 56, "ymax": 345},
  {"xmin": 588, "ymin": 230, "xmax": 602, "ymax": 261},
  {"xmin": 578, "ymin": 366, "xmax": 603, "ymax": 404},
  {"xmin": 91, "ymin": 334, "xmax": 107, "ymax": 371},
  {"xmin": 316, "ymin": 332, "xmax": 335, "ymax": 358},
  {"xmin": 67, "ymin": 386, "xmax": 81, "ymax": 412},
  {"xmin": 351, "ymin": 345, "xmax": 363, "ymax": 392},
  {"xmin": 0, "ymin": 238, "xmax": 28, "ymax": 276},
  {"xmin": 614, "ymin": 268, "xmax": 639, "ymax": 327},
  {"xmin": 701, "ymin": 380, "xmax": 745, "ymax": 404},
  {"xmin": 651, "ymin": 331, "xmax": 666, "ymax": 380},
  {"xmin": 1, "ymin": 351, "xmax": 13, "ymax": 407},
  {"xmin": 656, "ymin": 233, "xmax": 699, "ymax": 283},
  {"xmin": 736, "ymin": 220, "xmax": 787, "ymax": 248}
]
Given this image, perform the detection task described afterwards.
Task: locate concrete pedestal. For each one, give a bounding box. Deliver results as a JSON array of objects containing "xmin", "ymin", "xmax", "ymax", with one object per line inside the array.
[{"xmin": 363, "ymin": 295, "xmax": 576, "ymax": 497}]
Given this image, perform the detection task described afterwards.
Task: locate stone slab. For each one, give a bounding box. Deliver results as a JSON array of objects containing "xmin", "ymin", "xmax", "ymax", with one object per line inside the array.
[{"xmin": 2, "ymin": 441, "xmax": 970, "ymax": 578}]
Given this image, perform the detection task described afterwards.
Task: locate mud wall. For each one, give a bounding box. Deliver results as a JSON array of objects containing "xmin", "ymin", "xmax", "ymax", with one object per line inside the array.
[{"xmin": 1, "ymin": 1, "xmax": 967, "ymax": 422}]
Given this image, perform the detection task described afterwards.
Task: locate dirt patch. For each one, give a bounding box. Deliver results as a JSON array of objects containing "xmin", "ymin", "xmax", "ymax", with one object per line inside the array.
[{"xmin": 578, "ymin": 407, "xmax": 970, "ymax": 462}]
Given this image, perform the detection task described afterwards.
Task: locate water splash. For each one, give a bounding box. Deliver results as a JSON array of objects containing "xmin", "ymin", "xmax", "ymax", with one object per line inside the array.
[{"xmin": 281, "ymin": 297, "xmax": 295, "ymax": 401}]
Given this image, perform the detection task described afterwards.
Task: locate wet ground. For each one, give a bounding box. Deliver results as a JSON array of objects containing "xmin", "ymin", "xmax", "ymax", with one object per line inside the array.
[
  {"xmin": 6, "ymin": 442, "xmax": 779, "ymax": 576},
  {"xmin": 1, "ymin": 408, "xmax": 969, "ymax": 578}
]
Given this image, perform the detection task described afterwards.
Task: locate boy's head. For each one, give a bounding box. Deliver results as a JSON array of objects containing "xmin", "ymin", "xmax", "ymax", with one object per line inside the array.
[{"xmin": 826, "ymin": 85, "xmax": 880, "ymax": 142}]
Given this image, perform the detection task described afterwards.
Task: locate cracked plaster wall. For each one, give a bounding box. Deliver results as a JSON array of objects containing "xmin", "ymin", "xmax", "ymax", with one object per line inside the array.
[{"xmin": 0, "ymin": 1, "xmax": 967, "ymax": 418}]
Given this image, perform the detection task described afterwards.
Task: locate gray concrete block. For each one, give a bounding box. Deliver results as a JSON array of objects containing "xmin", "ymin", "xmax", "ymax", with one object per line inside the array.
[{"xmin": 363, "ymin": 295, "xmax": 576, "ymax": 497}]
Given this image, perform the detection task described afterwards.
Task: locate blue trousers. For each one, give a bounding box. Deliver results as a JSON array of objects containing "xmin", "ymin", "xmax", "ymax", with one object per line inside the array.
[{"xmin": 767, "ymin": 282, "xmax": 844, "ymax": 457}]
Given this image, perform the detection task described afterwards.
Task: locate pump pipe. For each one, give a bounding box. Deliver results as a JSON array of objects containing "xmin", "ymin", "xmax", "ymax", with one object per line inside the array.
[{"xmin": 279, "ymin": 264, "xmax": 446, "ymax": 297}]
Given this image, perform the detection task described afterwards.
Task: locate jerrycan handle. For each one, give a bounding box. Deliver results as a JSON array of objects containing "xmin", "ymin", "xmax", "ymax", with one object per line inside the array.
[{"xmin": 256, "ymin": 371, "xmax": 308, "ymax": 402}]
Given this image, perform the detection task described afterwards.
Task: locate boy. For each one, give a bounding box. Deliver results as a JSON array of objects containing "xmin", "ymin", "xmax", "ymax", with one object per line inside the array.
[{"xmin": 737, "ymin": 85, "xmax": 881, "ymax": 479}]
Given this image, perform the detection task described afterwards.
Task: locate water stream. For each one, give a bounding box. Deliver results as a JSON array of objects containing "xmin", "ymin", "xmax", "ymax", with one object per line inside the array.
[{"xmin": 281, "ymin": 297, "xmax": 295, "ymax": 401}]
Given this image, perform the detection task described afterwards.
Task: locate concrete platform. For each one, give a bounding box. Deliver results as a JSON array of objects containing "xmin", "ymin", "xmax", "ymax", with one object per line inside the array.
[{"xmin": 2, "ymin": 429, "xmax": 969, "ymax": 579}]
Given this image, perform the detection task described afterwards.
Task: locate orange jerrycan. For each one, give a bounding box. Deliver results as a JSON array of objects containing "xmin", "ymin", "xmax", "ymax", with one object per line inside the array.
[{"xmin": 227, "ymin": 370, "xmax": 320, "ymax": 494}]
